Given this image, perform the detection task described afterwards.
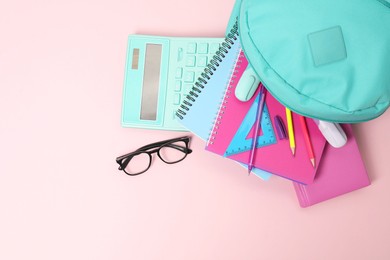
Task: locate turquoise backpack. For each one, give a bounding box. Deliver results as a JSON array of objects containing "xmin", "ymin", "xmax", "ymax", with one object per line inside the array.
[{"xmin": 229, "ymin": 0, "xmax": 390, "ymax": 123}]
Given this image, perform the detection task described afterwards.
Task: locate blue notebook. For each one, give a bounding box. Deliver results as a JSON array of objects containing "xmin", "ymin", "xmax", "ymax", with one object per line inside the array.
[{"xmin": 175, "ymin": 22, "xmax": 272, "ymax": 180}]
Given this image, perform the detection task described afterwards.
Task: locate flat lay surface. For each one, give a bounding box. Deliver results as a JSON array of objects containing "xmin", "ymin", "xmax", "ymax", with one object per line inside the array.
[{"xmin": 1, "ymin": 1, "xmax": 389, "ymax": 260}]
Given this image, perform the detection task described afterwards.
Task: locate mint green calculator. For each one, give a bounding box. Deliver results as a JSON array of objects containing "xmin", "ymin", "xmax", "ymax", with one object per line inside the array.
[{"xmin": 121, "ymin": 35, "xmax": 223, "ymax": 131}]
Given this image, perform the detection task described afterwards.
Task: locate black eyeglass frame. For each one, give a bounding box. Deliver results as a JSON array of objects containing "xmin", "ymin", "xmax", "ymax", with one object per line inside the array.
[{"xmin": 116, "ymin": 136, "xmax": 192, "ymax": 176}]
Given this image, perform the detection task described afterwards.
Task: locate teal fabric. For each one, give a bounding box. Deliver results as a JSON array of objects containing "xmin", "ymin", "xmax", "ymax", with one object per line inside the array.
[{"xmin": 239, "ymin": 0, "xmax": 390, "ymax": 122}]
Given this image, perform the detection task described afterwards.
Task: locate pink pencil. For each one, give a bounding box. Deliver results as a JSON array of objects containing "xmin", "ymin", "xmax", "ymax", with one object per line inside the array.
[{"xmin": 299, "ymin": 115, "xmax": 315, "ymax": 168}]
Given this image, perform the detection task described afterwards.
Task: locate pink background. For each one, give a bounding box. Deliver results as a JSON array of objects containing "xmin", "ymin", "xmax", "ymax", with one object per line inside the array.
[{"xmin": 1, "ymin": 1, "xmax": 389, "ymax": 259}]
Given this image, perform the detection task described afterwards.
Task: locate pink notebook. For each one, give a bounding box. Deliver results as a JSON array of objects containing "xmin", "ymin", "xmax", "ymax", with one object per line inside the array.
[
  {"xmin": 293, "ymin": 124, "xmax": 371, "ymax": 207},
  {"xmin": 206, "ymin": 51, "xmax": 327, "ymax": 184}
]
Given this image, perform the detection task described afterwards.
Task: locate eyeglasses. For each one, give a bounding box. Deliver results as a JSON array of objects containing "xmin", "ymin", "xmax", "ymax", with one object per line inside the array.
[{"xmin": 116, "ymin": 136, "xmax": 192, "ymax": 176}]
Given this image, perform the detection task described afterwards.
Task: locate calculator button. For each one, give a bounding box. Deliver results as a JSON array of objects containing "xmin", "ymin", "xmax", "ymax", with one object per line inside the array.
[
  {"xmin": 175, "ymin": 67, "xmax": 183, "ymax": 79},
  {"xmin": 184, "ymin": 84, "xmax": 193, "ymax": 94},
  {"xmin": 177, "ymin": 48, "xmax": 184, "ymax": 61},
  {"xmin": 187, "ymin": 43, "xmax": 197, "ymax": 54},
  {"xmin": 174, "ymin": 93, "xmax": 181, "ymax": 105},
  {"xmin": 174, "ymin": 80, "xmax": 182, "ymax": 91},
  {"xmin": 184, "ymin": 71, "xmax": 195, "ymax": 83},
  {"xmin": 210, "ymin": 43, "xmax": 220, "ymax": 54},
  {"xmin": 186, "ymin": 56, "xmax": 196, "ymax": 67},
  {"xmin": 197, "ymin": 56, "xmax": 208, "ymax": 67},
  {"xmin": 198, "ymin": 43, "xmax": 208, "ymax": 54}
]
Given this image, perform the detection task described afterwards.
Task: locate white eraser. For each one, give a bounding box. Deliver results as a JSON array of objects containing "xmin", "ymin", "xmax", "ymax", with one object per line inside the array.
[{"xmin": 313, "ymin": 119, "xmax": 347, "ymax": 148}]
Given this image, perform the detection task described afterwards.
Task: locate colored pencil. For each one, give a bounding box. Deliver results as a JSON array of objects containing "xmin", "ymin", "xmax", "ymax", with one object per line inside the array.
[
  {"xmin": 299, "ymin": 115, "xmax": 315, "ymax": 167},
  {"xmin": 247, "ymin": 85, "xmax": 266, "ymax": 174},
  {"xmin": 285, "ymin": 108, "xmax": 295, "ymax": 156}
]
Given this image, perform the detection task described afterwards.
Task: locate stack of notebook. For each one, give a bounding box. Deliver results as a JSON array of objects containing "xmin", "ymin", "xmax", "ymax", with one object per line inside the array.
[{"xmin": 176, "ymin": 21, "xmax": 370, "ymax": 207}]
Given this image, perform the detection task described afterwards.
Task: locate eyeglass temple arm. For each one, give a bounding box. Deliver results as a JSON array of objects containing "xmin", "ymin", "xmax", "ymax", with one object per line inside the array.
[
  {"xmin": 116, "ymin": 141, "xmax": 166, "ymax": 161},
  {"xmin": 135, "ymin": 137, "xmax": 191, "ymax": 152},
  {"xmin": 135, "ymin": 140, "xmax": 168, "ymax": 151},
  {"xmin": 165, "ymin": 143, "xmax": 192, "ymax": 154}
]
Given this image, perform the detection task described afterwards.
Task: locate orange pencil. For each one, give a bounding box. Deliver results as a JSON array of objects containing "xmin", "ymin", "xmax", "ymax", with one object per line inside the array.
[{"xmin": 299, "ymin": 115, "xmax": 315, "ymax": 167}]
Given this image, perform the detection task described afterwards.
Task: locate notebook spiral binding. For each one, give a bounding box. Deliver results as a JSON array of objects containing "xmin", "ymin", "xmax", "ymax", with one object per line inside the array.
[
  {"xmin": 175, "ymin": 21, "xmax": 239, "ymax": 120},
  {"xmin": 207, "ymin": 50, "xmax": 245, "ymax": 146}
]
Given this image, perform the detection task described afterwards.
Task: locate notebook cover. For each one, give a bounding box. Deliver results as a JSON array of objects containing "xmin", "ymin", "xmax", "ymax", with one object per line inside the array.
[
  {"xmin": 206, "ymin": 51, "xmax": 327, "ymax": 184},
  {"xmin": 175, "ymin": 25, "xmax": 272, "ymax": 180},
  {"xmin": 293, "ymin": 124, "xmax": 371, "ymax": 207}
]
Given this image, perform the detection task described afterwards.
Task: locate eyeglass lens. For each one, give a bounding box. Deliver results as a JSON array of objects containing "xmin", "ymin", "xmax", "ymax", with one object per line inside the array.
[
  {"xmin": 158, "ymin": 140, "xmax": 188, "ymax": 163},
  {"xmin": 123, "ymin": 152, "xmax": 151, "ymax": 175}
]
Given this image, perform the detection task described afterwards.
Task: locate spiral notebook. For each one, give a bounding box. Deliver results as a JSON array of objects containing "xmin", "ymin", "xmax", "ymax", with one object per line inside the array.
[
  {"xmin": 176, "ymin": 23, "xmax": 240, "ymax": 138},
  {"xmin": 175, "ymin": 22, "xmax": 272, "ymax": 180},
  {"xmin": 293, "ymin": 124, "xmax": 370, "ymax": 207},
  {"xmin": 206, "ymin": 51, "xmax": 327, "ymax": 184}
]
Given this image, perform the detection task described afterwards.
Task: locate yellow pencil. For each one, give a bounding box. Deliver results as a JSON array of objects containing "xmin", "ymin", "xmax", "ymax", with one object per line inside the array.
[{"xmin": 285, "ymin": 108, "xmax": 295, "ymax": 156}]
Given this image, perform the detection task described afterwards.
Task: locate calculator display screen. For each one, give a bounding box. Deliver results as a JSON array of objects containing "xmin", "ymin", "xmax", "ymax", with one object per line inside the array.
[{"xmin": 140, "ymin": 44, "xmax": 162, "ymax": 120}]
